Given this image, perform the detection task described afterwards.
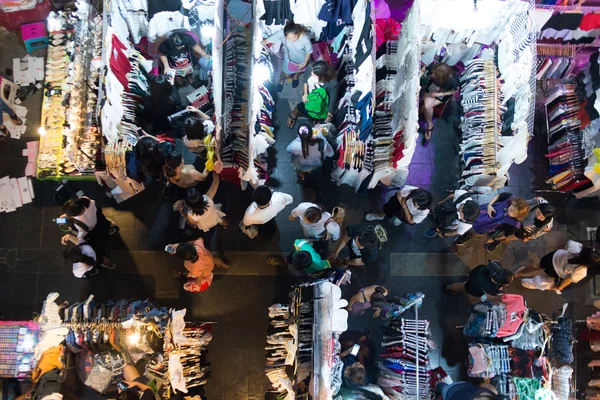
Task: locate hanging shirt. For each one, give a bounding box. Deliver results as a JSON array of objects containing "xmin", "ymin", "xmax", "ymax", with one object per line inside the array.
[
  {"xmin": 242, "ymin": 192, "xmax": 294, "ymax": 226},
  {"xmin": 148, "ymin": 11, "xmax": 190, "ymax": 42}
]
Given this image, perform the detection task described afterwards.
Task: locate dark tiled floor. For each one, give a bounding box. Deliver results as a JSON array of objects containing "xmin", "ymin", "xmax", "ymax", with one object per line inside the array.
[{"xmin": 2, "ymin": 28, "xmax": 600, "ymax": 400}]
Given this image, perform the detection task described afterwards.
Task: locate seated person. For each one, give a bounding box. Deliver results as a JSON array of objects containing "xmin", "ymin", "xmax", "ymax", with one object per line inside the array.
[
  {"xmin": 183, "ymin": 105, "xmax": 215, "ymax": 155},
  {"xmin": 426, "ymin": 190, "xmax": 479, "ymax": 238},
  {"xmin": 419, "ymin": 62, "xmax": 458, "ymax": 142},
  {"xmin": 287, "ymin": 60, "xmax": 338, "ymax": 128},
  {"xmin": 159, "ymin": 31, "xmax": 211, "ymax": 85},
  {"xmin": 330, "ymin": 224, "xmax": 381, "ymax": 267}
]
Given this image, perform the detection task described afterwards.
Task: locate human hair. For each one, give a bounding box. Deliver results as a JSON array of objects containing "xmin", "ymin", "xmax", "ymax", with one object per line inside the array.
[
  {"xmin": 344, "ymin": 362, "xmax": 367, "ymax": 386},
  {"xmin": 461, "ymin": 200, "xmax": 480, "ymax": 224},
  {"xmin": 185, "ymin": 188, "xmax": 209, "ymax": 216},
  {"xmin": 533, "ymin": 203, "xmax": 556, "ymax": 228},
  {"xmin": 304, "ymin": 206, "xmax": 323, "ymax": 224},
  {"xmin": 312, "ymin": 60, "xmax": 336, "ymax": 83},
  {"xmin": 184, "ymin": 116, "xmax": 206, "ymax": 140},
  {"xmin": 407, "ymin": 188, "xmax": 433, "ymax": 210},
  {"xmin": 487, "ymin": 261, "xmax": 513, "ymax": 285},
  {"xmin": 358, "ymin": 226, "xmax": 379, "ymax": 249},
  {"xmin": 253, "ymin": 185, "xmax": 273, "ymax": 207},
  {"xmin": 568, "ymin": 247, "xmax": 600, "ymax": 267},
  {"xmin": 291, "ymin": 251, "xmax": 312, "ymax": 270},
  {"xmin": 135, "ymin": 136, "xmax": 158, "ymax": 159},
  {"xmin": 431, "ymin": 63, "xmax": 454, "ymax": 86},
  {"xmin": 510, "ymin": 198, "xmax": 530, "ymax": 221},
  {"xmin": 164, "ymin": 151, "xmax": 182, "ymax": 178},
  {"xmin": 150, "ymin": 74, "xmax": 174, "ymax": 105},
  {"xmin": 62, "ymin": 244, "xmax": 95, "ymax": 266},
  {"xmin": 175, "ymin": 242, "xmax": 199, "ymax": 263},
  {"xmin": 298, "ymin": 124, "xmax": 325, "ymax": 162},
  {"xmin": 370, "ymin": 286, "xmax": 387, "ymax": 308},
  {"xmin": 169, "ymin": 32, "xmax": 186, "ymax": 48},
  {"xmin": 283, "ymin": 21, "xmax": 306, "ymax": 37},
  {"xmin": 62, "ymin": 197, "xmax": 91, "ymax": 217}
]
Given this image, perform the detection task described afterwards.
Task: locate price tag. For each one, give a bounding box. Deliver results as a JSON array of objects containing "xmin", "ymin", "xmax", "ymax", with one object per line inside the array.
[{"xmin": 125, "ymin": 133, "xmax": 138, "ymax": 146}]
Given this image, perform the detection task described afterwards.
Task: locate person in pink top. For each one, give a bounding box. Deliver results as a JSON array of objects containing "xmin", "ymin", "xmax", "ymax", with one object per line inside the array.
[{"xmin": 166, "ymin": 238, "xmax": 229, "ymax": 292}]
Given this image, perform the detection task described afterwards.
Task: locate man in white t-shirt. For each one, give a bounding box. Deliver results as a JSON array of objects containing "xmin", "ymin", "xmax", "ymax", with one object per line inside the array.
[
  {"xmin": 289, "ymin": 202, "xmax": 341, "ymax": 241},
  {"xmin": 365, "ymin": 185, "xmax": 433, "ymax": 226},
  {"xmin": 242, "ymin": 186, "xmax": 293, "ymax": 237}
]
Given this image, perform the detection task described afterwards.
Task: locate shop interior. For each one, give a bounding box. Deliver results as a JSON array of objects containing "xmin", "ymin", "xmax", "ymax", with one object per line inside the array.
[{"xmin": 1, "ymin": 0, "xmax": 600, "ymax": 398}]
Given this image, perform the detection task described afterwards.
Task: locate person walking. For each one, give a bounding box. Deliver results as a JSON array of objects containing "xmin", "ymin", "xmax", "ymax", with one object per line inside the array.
[
  {"xmin": 329, "ymin": 224, "xmax": 383, "ymax": 267},
  {"xmin": 242, "ymin": 185, "xmax": 293, "ymax": 237},
  {"xmin": 267, "ymin": 239, "xmax": 331, "ymax": 277},
  {"xmin": 446, "ymin": 261, "xmax": 513, "ymax": 302},
  {"xmin": 261, "ymin": 21, "xmax": 313, "ymax": 92},
  {"xmin": 366, "ymin": 185, "xmax": 433, "ymax": 227},
  {"xmin": 289, "ymin": 202, "xmax": 341, "ymax": 242},
  {"xmin": 166, "ymin": 238, "xmax": 229, "ymax": 293},
  {"xmin": 454, "ymin": 192, "xmax": 529, "ymax": 247},
  {"xmin": 286, "ymin": 124, "xmax": 334, "ymax": 180},
  {"xmin": 425, "ymin": 190, "xmax": 479, "ymax": 238},
  {"xmin": 61, "ymin": 196, "xmax": 117, "ymax": 239},
  {"xmin": 517, "ymin": 240, "xmax": 600, "ymax": 293},
  {"xmin": 485, "ymin": 197, "xmax": 555, "ymax": 251},
  {"xmin": 61, "ymin": 234, "xmax": 115, "ymax": 278},
  {"xmin": 0, "ymin": 98, "xmax": 23, "ymax": 140},
  {"xmin": 174, "ymin": 173, "xmax": 228, "ymax": 232}
]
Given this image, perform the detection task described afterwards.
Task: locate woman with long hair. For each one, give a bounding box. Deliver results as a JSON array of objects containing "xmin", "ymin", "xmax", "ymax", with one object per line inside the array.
[
  {"xmin": 517, "ymin": 241, "xmax": 600, "ymax": 293},
  {"xmin": 262, "ymin": 21, "xmax": 313, "ymax": 92},
  {"xmin": 286, "ymin": 124, "xmax": 334, "ymax": 179},
  {"xmin": 419, "ymin": 62, "xmax": 459, "ymax": 142},
  {"xmin": 163, "ymin": 151, "xmax": 208, "ymax": 189},
  {"xmin": 287, "ymin": 60, "xmax": 339, "ymax": 128}
]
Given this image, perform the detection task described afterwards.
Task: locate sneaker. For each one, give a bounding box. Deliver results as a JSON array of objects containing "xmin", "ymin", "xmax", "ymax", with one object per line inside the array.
[
  {"xmin": 392, "ymin": 217, "xmax": 402, "ymax": 226},
  {"xmin": 454, "ymin": 232, "xmax": 472, "ymax": 246},
  {"xmin": 424, "ymin": 228, "xmax": 438, "ymax": 239},
  {"xmin": 484, "ymin": 241, "xmax": 499, "ymax": 252},
  {"xmin": 365, "ymin": 213, "xmax": 385, "ymax": 221},
  {"xmin": 108, "ymin": 224, "xmax": 119, "ymax": 235},
  {"xmin": 100, "ymin": 262, "xmax": 116, "ymax": 270}
]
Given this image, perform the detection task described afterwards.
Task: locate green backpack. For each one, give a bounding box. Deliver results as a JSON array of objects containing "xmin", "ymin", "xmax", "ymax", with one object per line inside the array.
[{"xmin": 305, "ymin": 87, "xmax": 329, "ymax": 120}]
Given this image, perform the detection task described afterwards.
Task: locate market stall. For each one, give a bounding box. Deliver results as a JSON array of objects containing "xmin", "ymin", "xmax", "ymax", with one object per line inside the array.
[
  {"xmin": 265, "ymin": 281, "xmax": 349, "ymax": 400},
  {"xmin": 37, "ymin": 0, "xmax": 104, "ymax": 181},
  {"xmin": 31, "ymin": 293, "xmax": 212, "ymax": 398},
  {"xmin": 461, "ymin": 295, "xmax": 574, "ymax": 399}
]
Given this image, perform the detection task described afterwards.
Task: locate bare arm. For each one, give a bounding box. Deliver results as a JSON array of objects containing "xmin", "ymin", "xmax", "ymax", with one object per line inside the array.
[
  {"xmin": 486, "ymin": 194, "xmax": 501, "ymax": 217},
  {"xmin": 186, "ymin": 106, "xmax": 210, "ymax": 120},
  {"xmin": 159, "ymin": 55, "xmax": 170, "ymax": 72},
  {"xmin": 193, "ymin": 44, "xmax": 208, "ymax": 58},
  {"xmin": 399, "ymin": 195, "xmax": 415, "ymax": 225},
  {"xmin": 206, "ymin": 172, "xmax": 220, "ymax": 199},
  {"xmin": 556, "ymin": 278, "xmax": 573, "ymax": 292},
  {"xmin": 331, "ymin": 232, "xmax": 350, "ymax": 258}
]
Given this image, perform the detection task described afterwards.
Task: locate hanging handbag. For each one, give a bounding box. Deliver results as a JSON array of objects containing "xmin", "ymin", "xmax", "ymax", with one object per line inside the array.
[{"xmin": 84, "ymin": 351, "xmax": 125, "ymax": 393}]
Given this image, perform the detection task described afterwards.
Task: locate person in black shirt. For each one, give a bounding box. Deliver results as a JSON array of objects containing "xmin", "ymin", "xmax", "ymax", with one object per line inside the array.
[
  {"xmin": 419, "ymin": 63, "xmax": 459, "ymax": 142},
  {"xmin": 446, "ymin": 261, "xmax": 513, "ymax": 302},
  {"xmin": 159, "ymin": 31, "xmax": 210, "ymax": 85},
  {"xmin": 330, "ymin": 224, "xmax": 380, "ymax": 267}
]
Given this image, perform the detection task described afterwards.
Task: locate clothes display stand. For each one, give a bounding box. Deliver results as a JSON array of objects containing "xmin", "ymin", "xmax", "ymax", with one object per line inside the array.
[
  {"xmin": 536, "ymin": 44, "xmax": 580, "ymax": 81},
  {"xmin": 265, "ymin": 281, "xmax": 348, "ymax": 400},
  {"xmin": 461, "ymin": 296, "xmax": 575, "ymax": 399},
  {"xmin": 0, "ymin": 321, "xmax": 39, "ymax": 379},
  {"xmin": 34, "ymin": 293, "xmax": 212, "ymax": 398},
  {"xmin": 377, "ymin": 294, "xmax": 432, "ymax": 399},
  {"xmin": 37, "ymin": 0, "xmax": 103, "ymax": 181},
  {"xmin": 536, "ymin": 4, "xmax": 600, "ymax": 46}
]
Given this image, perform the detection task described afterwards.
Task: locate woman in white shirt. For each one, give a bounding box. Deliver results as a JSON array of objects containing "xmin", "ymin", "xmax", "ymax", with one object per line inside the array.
[
  {"xmin": 289, "ymin": 202, "xmax": 340, "ymax": 241},
  {"xmin": 366, "ymin": 185, "xmax": 433, "ymax": 227},
  {"xmin": 517, "ymin": 240, "xmax": 600, "ymax": 293},
  {"xmin": 61, "ymin": 196, "xmax": 117, "ymax": 239},
  {"xmin": 174, "ymin": 172, "xmax": 228, "ymax": 232},
  {"xmin": 286, "ymin": 124, "xmax": 334, "ymax": 180},
  {"xmin": 61, "ymin": 234, "xmax": 115, "ymax": 278}
]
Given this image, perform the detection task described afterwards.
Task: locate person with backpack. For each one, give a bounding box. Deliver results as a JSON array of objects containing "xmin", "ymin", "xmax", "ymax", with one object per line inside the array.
[
  {"xmin": 286, "ymin": 60, "xmax": 338, "ymax": 128},
  {"xmin": 242, "ymin": 185, "xmax": 294, "ymax": 237},
  {"xmin": 454, "ymin": 192, "xmax": 529, "ymax": 247},
  {"xmin": 425, "ymin": 190, "xmax": 480, "ymax": 238},
  {"xmin": 437, "ymin": 381, "xmax": 499, "ymax": 400},
  {"xmin": 366, "ymin": 186, "xmax": 433, "ymax": 227},
  {"xmin": 60, "ymin": 196, "xmax": 117, "ymax": 239},
  {"xmin": 286, "ymin": 124, "xmax": 334, "ymax": 180},
  {"xmin": 329, "ymin": 224, "xmax": 385, "ymax": 267}
]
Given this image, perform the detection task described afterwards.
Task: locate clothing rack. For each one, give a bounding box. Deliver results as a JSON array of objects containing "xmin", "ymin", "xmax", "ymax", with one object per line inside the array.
[{"xmin": 535, "ymin": 3, "xmax": 600, "ymax": 11}]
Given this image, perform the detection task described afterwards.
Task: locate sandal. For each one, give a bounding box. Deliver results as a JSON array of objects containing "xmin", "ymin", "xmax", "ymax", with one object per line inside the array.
[
  {"xmin": 10, "ymin": 114, "xmax": 23, "ymax": 125},
  {"xmin": 267, "ymin": 257, "xmax": 283, "ymax": 266},
  {"xmin": 287, "ymin": 113, "xmax": 298, "ymax": 128},
  {"xmin": 422, "ymin": 128, "xmax": 432, "ymax": 146}
]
